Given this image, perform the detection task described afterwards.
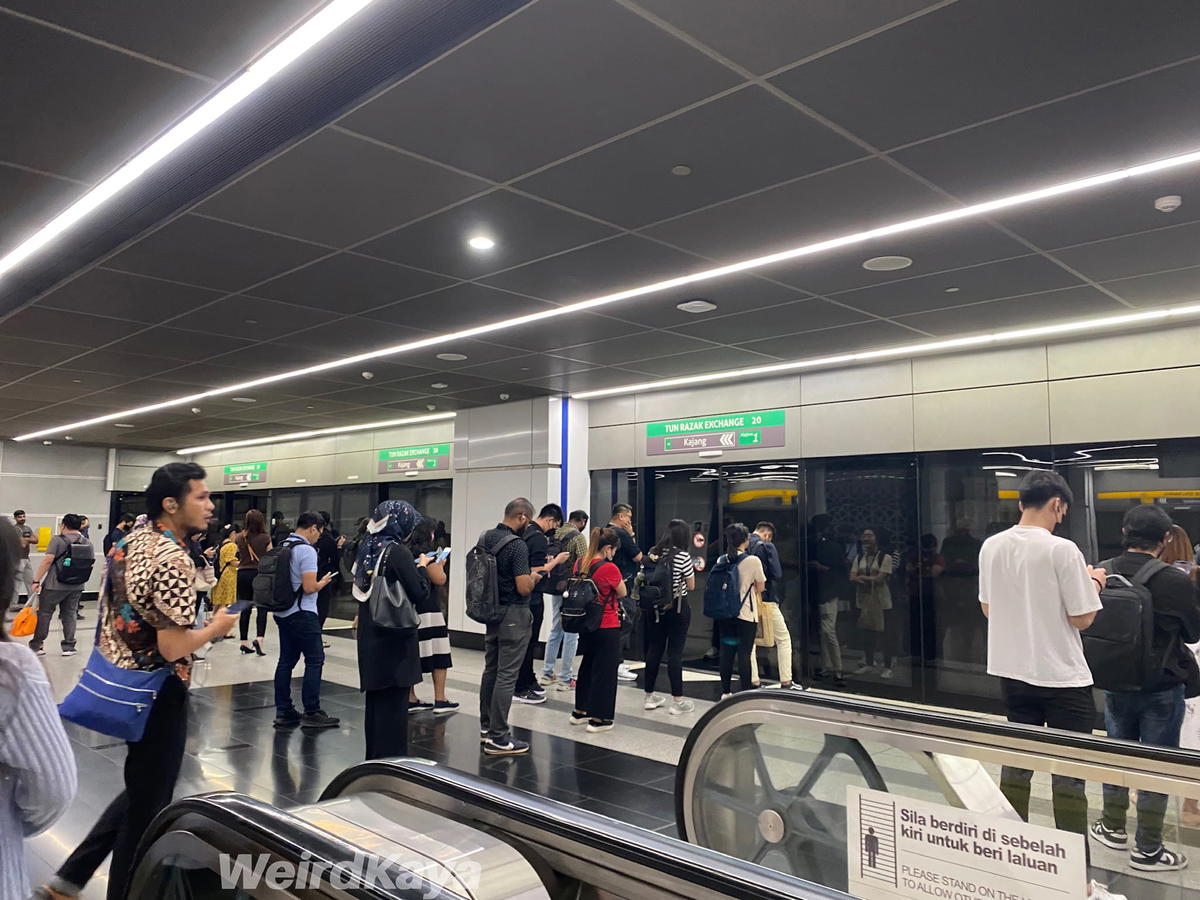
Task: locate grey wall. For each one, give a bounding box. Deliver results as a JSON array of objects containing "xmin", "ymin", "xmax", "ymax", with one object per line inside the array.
[{"xmin": 587, "ymin": 324, "xmax": 1200, "ymax": 466}]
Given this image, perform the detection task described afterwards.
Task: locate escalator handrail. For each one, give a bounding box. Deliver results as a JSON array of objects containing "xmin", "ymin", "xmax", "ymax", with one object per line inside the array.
[
  {"xmin": 322, "ymin": 758, "xmax": 849, "ymax": 900},
  {"xmin": 133, "ymin": 791, "xmax": 462, "ymax": 900}
]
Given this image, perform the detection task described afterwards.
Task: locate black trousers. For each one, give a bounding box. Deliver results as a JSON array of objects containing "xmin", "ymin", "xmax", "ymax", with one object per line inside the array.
[
  {"xmin": 317, "ymin": 583, "xmax": 334, "ymax": 629},
  {"xmin": 718, "ymin": 617, "xmax": 757, "ymax": 694},
  {"xmin": 514, "ymin": 600, "xmax": 545, "ymax": 693},
  {"xmin": 237, "ymin": 569, "xmax": 268, "ymax": 641},
  {"xmin": 58, "ymin": 676, "xmax": 189, "ymax": 900},
  {"xmin": 364, "ymin": 685, "xmax": 409, "ymax": 759},
  {"xmin": 999, "ymin": 678, "xmax": 1095, "ymax": 861},
  {"xmin": 644, "ymin": 605, "xmax": 690, "ymax": 697},
  {"xmin": 576, "ymin": 627, "xmax": 622, "ymax": 722}
]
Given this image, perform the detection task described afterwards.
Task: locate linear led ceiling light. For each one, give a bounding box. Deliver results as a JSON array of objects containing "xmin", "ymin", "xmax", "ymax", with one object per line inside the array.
[
  {"xmin": 0, "ymin": 0, "xmax": 380, "ymax": 282},
  {"xmin": 570, "ymin": 302, "xmax": 1200, "ymax": 400},
  {"xmin": 175, "ymin": 411, "xmax": 455, "ymax": 455},
  {"xmin": 16, "ymin": 145, "xmax": 1200, "ymax": 441}
]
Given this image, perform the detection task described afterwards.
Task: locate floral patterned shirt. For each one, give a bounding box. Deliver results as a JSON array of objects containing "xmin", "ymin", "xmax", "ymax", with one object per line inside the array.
[{"xmin": 99, "ymin": 523, "xmax": 196, "ymax": 683}]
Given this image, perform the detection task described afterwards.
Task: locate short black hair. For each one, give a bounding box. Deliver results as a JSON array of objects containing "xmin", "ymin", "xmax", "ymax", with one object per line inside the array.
[
  {"xmin": 538, "ymin": 503, "xmax": 564, "ymax": 523},
  {"xmin": 504, "ymin": 497, "xmax": 534, "ymax": 519},
  {"xmin": 319, "ymin": 510, "xmax": 332, "ymax": 526},
  {"xmin": 296, "ymin": 510, "xmax": 325, "ymax": 531},
  {"xmin": 62, "ymin": 513, "xmax": 83, "ymax": 530},
  {"xmin": 12, "ymin": 510, "xmax": 24, "ymax": 517},
  {"xmin": 147, "ymin": 462, "xmax": 207, "ymax": 518},
  {"xmin": 568, "ymin": 510, "xmax": 589, "ymax": 525},
  {"xmin": 1018, "ymin": 470, "xmax": 1073, "ymax": 509},
  {"xmin": 119, "ymin": 513, "xmax": 136, "ymax": 525},
  {"xmin": 1122, "ymin": 505, "xmax": 1173, "ymax": 551},
  {"xmin": 612, "ymin": 503, "xmax": 632, "ymax": 517},
  {"xmin": 755, "ymin": 521, "xmax": 775, "ymax": 536}
]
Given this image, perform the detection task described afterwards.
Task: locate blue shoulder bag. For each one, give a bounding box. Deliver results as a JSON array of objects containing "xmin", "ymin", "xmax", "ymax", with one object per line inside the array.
[{"xmin": 58, "ymin": 559, "xmax": 171, "ymax": 743}]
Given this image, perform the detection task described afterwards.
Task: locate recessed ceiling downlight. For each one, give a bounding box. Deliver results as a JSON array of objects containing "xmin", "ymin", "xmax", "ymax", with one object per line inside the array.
[
  {"xmin": 862, "ymin": 255, "xmax": 913, "ymax": 271},
  {"xmin": 671, "ymin": 164, "xmax": 693, "ymax": 176},
  {"xmin": 468, "ymin": 236, "xmax": 495, "ymax": 250},
  {"xmin": 430, "ymin": 382, "xmax": 448, "ymax": 389},
  {"xmin": 436, "ymin": 352, "xmax": 468, "ymax": 361},
  {"xmin": 230, "ymin": 396, "xmax": 256, "ymax": 403},
  {"xmin": 677, "ymin": 299, "xmax": 718, "ymax": 314}
]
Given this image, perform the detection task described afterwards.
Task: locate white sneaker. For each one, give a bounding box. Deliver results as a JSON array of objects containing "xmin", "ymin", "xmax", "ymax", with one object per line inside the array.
[
  {"xmin": 669, "ymin": 699, "xmax": 695, "ymax": 715},
  {"xmin": 1089, "ymin": 880, "xmax": 1127, "ymax": 900},
  {"xmin": 703, "ymin": 648, "xmax": 718, "ymax": 661},
  {"xmin": 720, "ymin": 693, "xmax": 733, "ymax": 700},
  {"xmin": 61, "ymin": 649, "xmax": 77, "ymax": 657},
  {"xmin": 644, "ymin": 693, "xmax": 666, "ymax": 710},
  {"xmin": 851, "ymin": 663, "xmax": 874, "ymax": 675},
  {"xmin": 880, "ymin": 668, "xmax": 894, "ymax": 679},
  {"xmin": 617, "ymin": 664, "xmax": 637, "ymax": 682}
]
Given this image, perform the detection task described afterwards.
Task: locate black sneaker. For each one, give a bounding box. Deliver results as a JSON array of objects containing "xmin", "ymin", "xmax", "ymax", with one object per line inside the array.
[
  {"xmin": 300, "ymin": 710, "xmax": 339, "ymax": 729},
  {"xmin": 482, "ymin": 736, "xmax": 529, "ymax": 755},
  {"xmin": 433, "ymin": 700, "xmax": 460, "ymax": 715},
  {"xmin": 480, "ymin": 728, "xmax": 489, "ymax": 743},
  {"xmin": 1130, "ymin": 846, "xmax": 1188, "ymax": 871},
  {"xmin": 274, "ymin": 712, "xmax": 301, "ymax": 729},
  {"xmin": 408, "ymin": 700, "xmax": 434, "ymax": 714},
  {"xmin": 1089, "ymin": 820, "xmax": 1128, "ymax": 850},
  {"xmin": 513, "ymin": 689, "xmax": 546, "ymax": 705},
  {"xmin": 530, "ymin": 684, "xmax": 547, "ymax": 696}
]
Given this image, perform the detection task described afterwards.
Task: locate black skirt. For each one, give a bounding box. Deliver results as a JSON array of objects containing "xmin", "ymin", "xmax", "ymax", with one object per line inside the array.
[{"xmin": 356, "ymin": 599, "xmax": 421, "ymax": 691}]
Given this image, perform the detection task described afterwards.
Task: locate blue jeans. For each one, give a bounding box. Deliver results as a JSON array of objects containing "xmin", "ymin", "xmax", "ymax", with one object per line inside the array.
[
  {"xmin": 274, "ymin": 611, "xmax": 324, "ymax": 716},
  {"xmin": 541, "ymin": 593, "xmax": 578, "ymax": 680},
  {"xmin": 1102, "ymin": 685, "xmax": 1185, "ymax": 853}
]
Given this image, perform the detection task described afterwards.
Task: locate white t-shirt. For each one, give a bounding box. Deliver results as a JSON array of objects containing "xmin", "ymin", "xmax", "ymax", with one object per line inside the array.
[
  {"xmin": 979, "ymin": 525, "xmax": 1102, "ymax": 688},
  {"xmin": 736, "ymin": 553, "xmax": 765, "ymax": 623}
]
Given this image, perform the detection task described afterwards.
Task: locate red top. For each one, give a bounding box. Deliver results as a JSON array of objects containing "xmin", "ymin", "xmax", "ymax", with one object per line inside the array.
[{"xmin": 578, "ymin": 558, "xmax": 623, "ymax": 629}]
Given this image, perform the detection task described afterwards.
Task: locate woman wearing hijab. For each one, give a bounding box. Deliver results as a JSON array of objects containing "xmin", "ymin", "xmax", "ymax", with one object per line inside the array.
[{"xmin": 353, "ymin": 500, "xmax": 428, "ymax": 759}]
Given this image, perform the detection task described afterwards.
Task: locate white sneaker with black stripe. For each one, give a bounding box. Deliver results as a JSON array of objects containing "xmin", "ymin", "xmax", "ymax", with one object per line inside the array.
[{"xmin": 1130, "ymin": 845, "xmax": 1188, "ymax": 872}]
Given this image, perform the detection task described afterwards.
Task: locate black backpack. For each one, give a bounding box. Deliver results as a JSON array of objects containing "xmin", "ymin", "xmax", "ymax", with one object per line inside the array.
[
  {"xmin": 561, "ymin": 561, "xmax": 605, "ymax": 634},
  {"xmin": 252, "ymin": 537, "xmax": 305, "ymax": 612},
  {"xmin": 638, "ymin": 552, "xmax": 676, "ymax": 616},
  {"xmin": 545, "ymin": 531, "xmax": 573, "ymax": 595},
  {"xmin": 54, "ymin": 533, "xmax": 96, "ymax": 586},
  {"xmin": 1082, "ymin": 558, "xmax": 1166, "ymax": 691},
  {"xmin": 465, "ymin": 530, "xmax": 519, "ymax": 625}
]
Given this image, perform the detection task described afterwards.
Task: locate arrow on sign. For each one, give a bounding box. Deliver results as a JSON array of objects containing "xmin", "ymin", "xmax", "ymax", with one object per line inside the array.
[{"xmin": 720, "ymin": 432, "xmax": 735, "ymax": 447}]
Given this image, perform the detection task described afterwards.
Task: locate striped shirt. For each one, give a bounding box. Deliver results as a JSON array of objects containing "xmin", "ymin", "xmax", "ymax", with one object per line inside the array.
[
  {"xmin": 0, "ymin": 642, "xmax": 78, "ymax": 899},
  {"xmin": 669, "ymin": 550, "xmax": 696, "ymax": 600}
]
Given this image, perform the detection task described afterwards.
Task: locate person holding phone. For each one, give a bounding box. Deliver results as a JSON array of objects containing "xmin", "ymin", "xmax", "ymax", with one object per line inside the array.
[{"xmin": 405, "ymin": 517, "xmax": 457, "ymax": 714}]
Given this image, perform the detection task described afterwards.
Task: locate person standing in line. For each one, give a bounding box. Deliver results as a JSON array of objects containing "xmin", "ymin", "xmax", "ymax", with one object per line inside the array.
[
  {"xmin": 28, "ymin": 514, "xmax": 90, "ymax": 658},
  {"xmin": 570, "ymin": 527, "xmax": 626, "ymax": 732},
  {"xmin": 0, "ymin": 517, "xmax": 78, "ymax": 900},
  {"xmin": 607, "ymin": 503, "xmax": 642, "ymax": 682},
  {"xmin": 8, "ymin": 510, "xmax": 35, "ymax": 611},
  {"xmin": 404, "ymin": 516, "xmax": 458, "ymax": 715},
  {"xmin": 748, "ymin": 521, "xmax": 800, "ymax": 690},
  {"xmin": 642, "ymin": 518, "xmax": 696, "ymax": 716},
  {"xmin": 1089, "ymin": 506, "xmax": 1199, "ymax": 872},
  {"xmin": 979, "ymin": 470, "xmax": 1119, "ymax": 900},
  {"xmin": 478, "ymin": 498, "xmax": 537, "ymax": 756},
  {"xmin": 272, "ymin": 512, "xmax": 337, "ymax": 730},
  {"xmin": 514, "ymin": 504, "xmax": 570, "ymax": 706},
  {"xmin": 237, "ymin": 509, "xmax": 271, "ymax": 656},
  {"xmin": 716, "ymin": 523, "xmax": 764, "ymax": 699},
  {"xmin": 352, "ymin": 501, "xmax": 426, "ymax": 758},
  {"xmin": 37, "ymin": 463, "xmax": 237, "ymax": 900},
  {"xmin": 808, "ymin": 514, "xmax": 848, "ymax": 687},
  {"xmin": 850, "ymin": 528, "xmax": 895, "ymax": 678},
  {"xmin": 210, "ymin": 523, "xmax": 241, "ymax": 639},
  {"xmin": 103, "ymin": 513, "xmax": 135, "ymax": 557},
  {"xmin": 315, "ymin": 511, "xmax": 342, "ymax": 647},
  {"xmin": 542, "ymin": 509, "xmax": 589, "ymax": 690}
]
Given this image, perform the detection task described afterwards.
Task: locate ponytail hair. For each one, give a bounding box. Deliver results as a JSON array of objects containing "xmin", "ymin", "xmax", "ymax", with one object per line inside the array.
[
  {"xmin": 723, "ymin": 522, "xmax": 749, "ymax": 559},
  {"xmin": 578, "ymin": 527, "xmax": 620, "ymax": 573}
]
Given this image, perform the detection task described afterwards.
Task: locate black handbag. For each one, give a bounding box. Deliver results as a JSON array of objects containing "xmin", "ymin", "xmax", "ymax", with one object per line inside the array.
[{"xmin": 367, "ymin": 544, "xmax": 420, "ymax": 630}]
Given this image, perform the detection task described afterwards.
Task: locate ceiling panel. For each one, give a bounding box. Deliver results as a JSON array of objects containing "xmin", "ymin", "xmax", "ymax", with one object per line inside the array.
[
  {"xmin": 644, "ymin": 159, "xmax": 944, "ymax": 264},
  {"xmin": 167, "ymin": 294, "xmax": 340, "ymax": 340},
  {"xmin": 633, "ymin": 0, "xmax": 935, "ymax": 75},
  {"xmin": 0, "ymin": 362, "xmax": 45, "ymax": 385},
  {"xmin": 0, "ymin": 306, "xmax": 135, "ymax": 346},
  {"xmin": 385, "ymin": 340, "xmax": 528, "ymax": 373},
  {"xmin": 252, "ymin": 252, "xmax": 454, "ymax": 314},
  {"xmin": 35, "ymin": 267, "xmax": 226, "ymax": 324},
  {"xmin": 608, "ymin": 273, "xmax": 807, "ymax": 329},
  {"xmin": 548, "ymin": 329, "xmax": 715, "ymax": 366},
  {"xmin": 106, "ymin": 215, "xmax": 328, "ymax": 292},
  {"xmin": 1049, "ymin": 221, "xmax": 1200, "ymax": 283},
  {"xmin": 0, "ymin": 336, "xmax": 88, "ymax": 368},
  {"xmin": 388, "ymin": 372, "xmax": 504, "ymax": 395},
  {"xmin": 516, "ymin": 85, "xmax": 863, "ymax": 228},
  {"xmin": 104, "ymin": 326, "xmax": 254, "ymax": 363},
  {"xmin": 495, "ymin": 313, "xmax": 636, "ymax": 354},
  {"xmin": 196, "ymin": 129, "xmax": 490, "ymax": 247},
  {"xmin": 1100, "ymin": 266, "xmax": 1200, "ymax": 308},
  {"xmin": 470, "ymin": 354, "xmax": 595, "ymax": 382},
  {"xmin": 340, "ymin": 0, "xmax": 739, "ymax": 181},
  {"xmin": 736, "ymin": 319, "xmax": 921, "ymax": 359},
  {"xmin": 0, "ymin": 166, "xmax": 82, "ymax": 256},
  {"xmin": 1, "ymin": 0, "xmax": 321, "ymax": 79},
  {"xmin": 523, "ymin": 366, "xmax": 653, "ymax": 394},
  {"xmin": 826, "ymin": 254, "xmax": 1087, "ymax": 319},
  {"xmin": 282, "ymin": 317, "xmax": 431, "ymax": 356},
  {"xmin": 894, "ymin": 285, "xmax": 1126, "ymax": 335},
  {"xmin": 443, "ymin": 383, "xmax": 549, "ymax": 405},
  {"xmin": 356, "ymin": 189, "xmax": 618, "ymax": 278},
  {"xmin": 0, "ymin": 14, "xmax": 208, "ymax": 182},
  {"xmin": 482, "ymin": 235, "xmax": 700, "ymax": 306},
  {"xmin": 363, "ymin": 283, "xmax": 555, "ymax": 332},
  {"xmin": 624, "ymin": 345, "xmax": 781, "ymax": 378},
  {"xmin": 669, "ymin": 297, "xmax": 870, "ymax": 343},
  {"xmin": 893, "ymin": 60, "xmax": 1200, "ymax": 202},
  {"xmin": 772, "ymin": 0, "xmax": 1200, "ymax": 149}
]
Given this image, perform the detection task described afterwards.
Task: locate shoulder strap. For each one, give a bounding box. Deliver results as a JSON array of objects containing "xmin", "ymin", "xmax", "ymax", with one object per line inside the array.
[
  {"xmin": 1132, "ymin": 557, "xmax": 1170, "ymax": 587},
  {"xmin": 492, "ymin": 533, "xmax": 519, "ymax": 554}
]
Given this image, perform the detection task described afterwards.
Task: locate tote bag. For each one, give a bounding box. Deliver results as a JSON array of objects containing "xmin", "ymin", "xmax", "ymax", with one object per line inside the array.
[{"xmin": 367, "ymin": 545, "xmax": 420, "ymax": 630}]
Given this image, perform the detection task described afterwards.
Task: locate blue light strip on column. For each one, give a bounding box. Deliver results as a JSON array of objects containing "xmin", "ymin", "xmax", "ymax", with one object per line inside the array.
[{"xmin": 560, "ymin": 397, "xmax": 569, "ymax": 510}]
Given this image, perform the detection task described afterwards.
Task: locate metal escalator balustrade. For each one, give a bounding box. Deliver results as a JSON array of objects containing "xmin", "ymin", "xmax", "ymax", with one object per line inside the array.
[{"xmin": 677, "ymin": 690, "xmax": 1200, "ymax": 897}]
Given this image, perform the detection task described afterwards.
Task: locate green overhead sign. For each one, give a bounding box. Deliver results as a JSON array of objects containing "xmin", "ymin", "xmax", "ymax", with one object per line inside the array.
[
  {"xmin": 646, "ymin": 410, "xmax": 786, "ymax": 455},
  {"xmin": 223, "ymin": 462, "xmax": 268, "ymax": 485},
  {"xmin": 377, "ymin": 443, "xmax": 451, "ymax": 474}
]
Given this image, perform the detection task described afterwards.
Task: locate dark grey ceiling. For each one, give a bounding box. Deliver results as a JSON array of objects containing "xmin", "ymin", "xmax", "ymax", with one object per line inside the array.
[{"xmin": 3, "ymin": 0, "xmax": 1200, "ymax": 449}]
